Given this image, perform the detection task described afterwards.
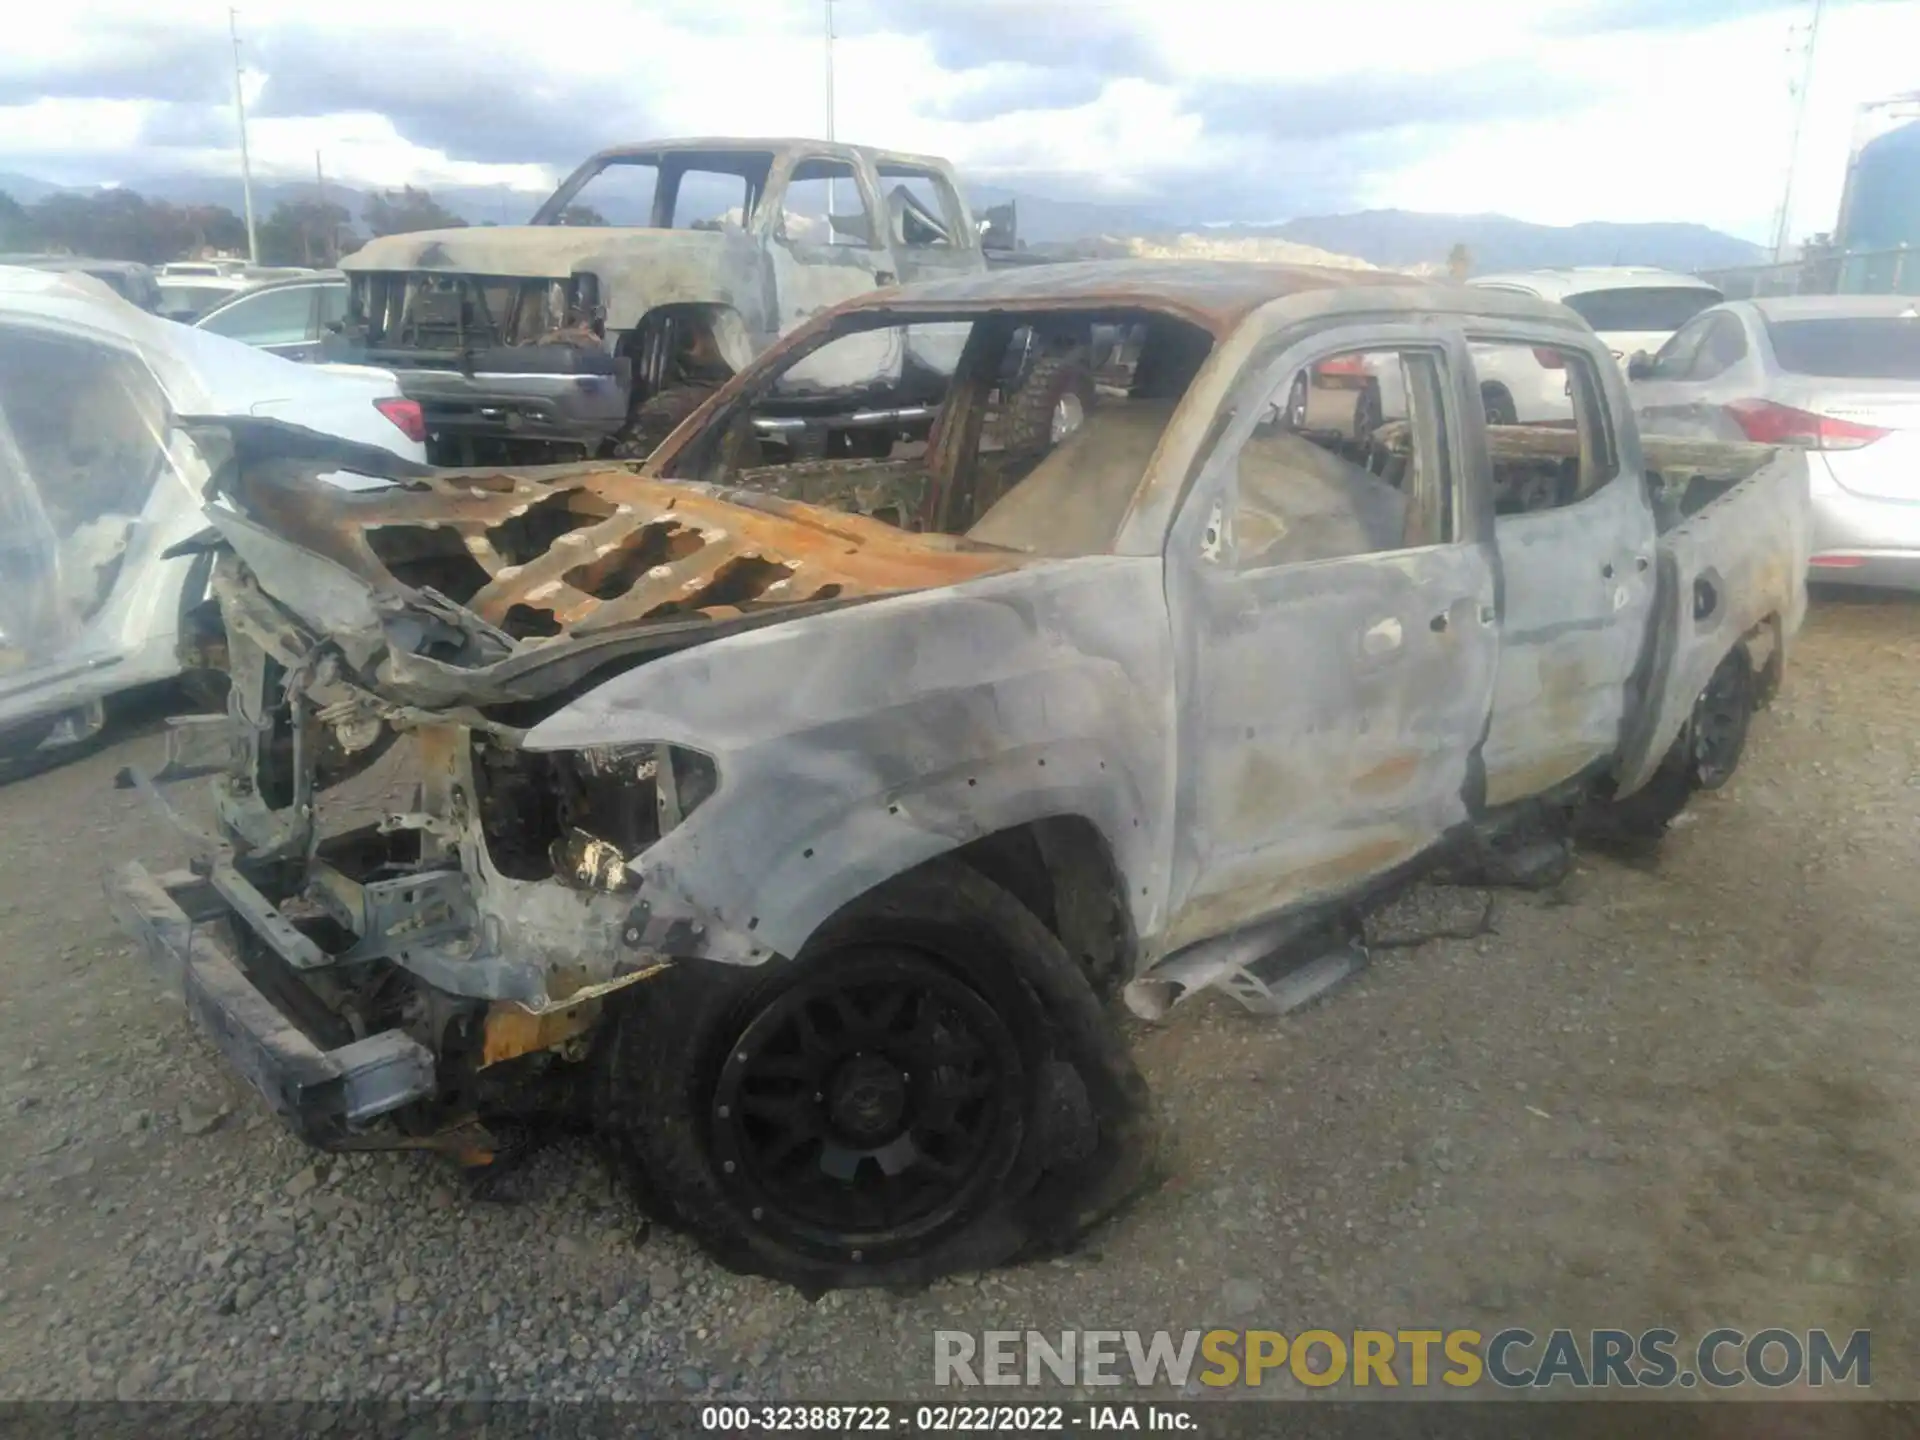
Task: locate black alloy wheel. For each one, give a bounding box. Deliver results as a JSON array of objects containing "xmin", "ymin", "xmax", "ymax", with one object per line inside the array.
[
  {"xmin": 709, "ymin": 948, "xmax": 1026, "ymax": 1257},
  {"xmin": 1690, "ymin": 647, "xmax": 1755, "ymax": 791}
]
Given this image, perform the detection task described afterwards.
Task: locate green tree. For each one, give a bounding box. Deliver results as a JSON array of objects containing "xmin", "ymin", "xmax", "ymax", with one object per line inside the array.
[
  {"xmin": 557, "ymin": 203, "xmax": 608, "ymax": 227},
  {"xmin": 1446, "ymin": 242, "xmax": 1472, "ymax": 281},
  {"xmin": 259, "ymin": 199, "xmax": 352, "ymax": 266},
  {"xmin": 363, "ymin": 186, "xmax": 467, "ymax": 237},
  {"xmin": 23, "ymin": 190, "xmax": 246, "ymax": 263},
  {"xmin": 174, "ymin": 204, "xmax": 248, "ymax": 258},
  {"xmin": 0, "ymin": 191, "xmax": 31, "ymax": 250}
]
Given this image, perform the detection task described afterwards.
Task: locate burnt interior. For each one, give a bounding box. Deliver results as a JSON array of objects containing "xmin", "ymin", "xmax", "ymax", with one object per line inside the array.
[{"xmin": 659, "ymin": 308, "xmax": 1215, "ymax": 559}]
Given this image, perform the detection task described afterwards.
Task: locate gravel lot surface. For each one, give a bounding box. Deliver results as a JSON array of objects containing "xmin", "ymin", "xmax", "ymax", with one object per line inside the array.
[{"xmin": 2, "ymin": 591, "xmax": 1918, "ymax": 1401}]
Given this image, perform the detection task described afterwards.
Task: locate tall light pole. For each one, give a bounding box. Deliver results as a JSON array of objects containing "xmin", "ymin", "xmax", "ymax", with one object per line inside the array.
[
  {"xmin": 229, "ymin": 8, "xmax": 259, "ymax": 263},
  {"xmin": 823, "ymin": 0, "xmax": 838, "ymax": 220},
  {"xmin": 1771, "ymin": 0, "xmax": 1825, "ymax": 263},
  {"xmin": 824, "ymin": 0, "xmax": 837, "ymax": 143}
]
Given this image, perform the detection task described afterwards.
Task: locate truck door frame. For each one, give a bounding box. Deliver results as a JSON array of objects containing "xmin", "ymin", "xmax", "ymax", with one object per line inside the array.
[
  {"xmin": 1159, "ymin": 315, "xmax": 1501, "ymax": 950},
  {"xmin": 1467, "ymin": 323, "xmax": 1658, "ymax": 805}
]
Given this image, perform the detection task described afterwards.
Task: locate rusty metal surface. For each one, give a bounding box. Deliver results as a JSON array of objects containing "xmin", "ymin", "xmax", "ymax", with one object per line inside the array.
[
  {"xmin": 822, "ymin": 259, "xmax": 1417, "ymax": 338},
  {"xmin": 573, "ymin": 136, "xmax": 962, "ymax": 173},
  {"xmin": 224, "ymin": 459, "xmax": 1018, "ymax": 641}
]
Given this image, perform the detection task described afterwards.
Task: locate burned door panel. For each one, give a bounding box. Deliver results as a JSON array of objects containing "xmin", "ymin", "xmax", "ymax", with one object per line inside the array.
[
  {"xmin": 1161, "ymin": 328, "xmax": 1496, "ymax": 951},
  {"xmin": 1476, "ymin": 340, "xmax": 1656, "ymax": 804}
]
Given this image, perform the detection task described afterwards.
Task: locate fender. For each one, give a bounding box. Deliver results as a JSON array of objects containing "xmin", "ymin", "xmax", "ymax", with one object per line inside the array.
[
  {"xmin": 523, "ymin": 557, "xmax": 1178, "ymax": 965},
  {"xmin": 1613, "ymin": 450, "xmax": 1808, "ymax": 796}
]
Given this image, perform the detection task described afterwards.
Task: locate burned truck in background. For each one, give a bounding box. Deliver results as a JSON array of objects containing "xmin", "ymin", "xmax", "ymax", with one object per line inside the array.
[
  {"xmin": 114, "ymin": 262, "xmax": 1809, "ymax": 1290},
  {"xmin": 325, "ymin": 138, "xmax": 1096, "ymax": 467}
]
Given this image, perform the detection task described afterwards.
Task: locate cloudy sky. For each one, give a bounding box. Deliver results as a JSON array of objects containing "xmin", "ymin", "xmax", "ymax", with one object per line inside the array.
[{"xmin": 4, "ymin": 0, "xmax": 1916, "ymax": 241}]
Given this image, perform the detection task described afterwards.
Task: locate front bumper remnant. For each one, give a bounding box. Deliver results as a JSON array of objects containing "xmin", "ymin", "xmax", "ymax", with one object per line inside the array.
[{"xmin": 107, "ymin": 861, "xmax": 436, "ymax": 1146}]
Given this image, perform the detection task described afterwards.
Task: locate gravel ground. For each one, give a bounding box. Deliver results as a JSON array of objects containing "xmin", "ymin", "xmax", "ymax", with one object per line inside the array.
[{"xmin": 3, "ymin": 590, "xmax": 1920, "ymax": 1401}]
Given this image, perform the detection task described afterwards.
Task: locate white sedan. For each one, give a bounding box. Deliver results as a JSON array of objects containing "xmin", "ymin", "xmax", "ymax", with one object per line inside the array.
[
  {"xmin": 1629, "ymin": 294, "xmax": 1920, "ymax": 589},
  {"xmin": 0, "ymin": 266, "xmax": 427, "ymax": 766}
]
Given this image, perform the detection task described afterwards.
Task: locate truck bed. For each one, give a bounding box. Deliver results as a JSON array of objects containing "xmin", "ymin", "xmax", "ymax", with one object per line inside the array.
[
  {"xmin": 1615, "ymin": 441, "xmax": 1811, "ymax": 796},
  {"xmin": 1474, "ymin": 424, "xmax": 1782, "ymax": 529}
]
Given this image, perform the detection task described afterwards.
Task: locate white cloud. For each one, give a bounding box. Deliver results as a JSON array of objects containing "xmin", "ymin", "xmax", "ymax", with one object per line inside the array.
[{"xmin": 0, "ymin": 0, "xmax": 1910, "ymax": 244}]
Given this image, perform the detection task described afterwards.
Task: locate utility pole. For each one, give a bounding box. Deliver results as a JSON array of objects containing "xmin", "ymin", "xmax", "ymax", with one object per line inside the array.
[
  {"xmin": 823, "ymin": 0, "xmax": 838, "ymax": 221},
  {"xmin": 230, "ymin": 8, "xmax": 259, "ymax": 264},
  {"xmin": 824, "ymin": 0, "xmax": 837, "ymax": 143},
  {"xmin": 314, "ymin": 151, "xmax": 329, "ymax": 265},
  {"xmin": 1771, "ymin": 0, "xmax": 1825, "ymax": 263}
]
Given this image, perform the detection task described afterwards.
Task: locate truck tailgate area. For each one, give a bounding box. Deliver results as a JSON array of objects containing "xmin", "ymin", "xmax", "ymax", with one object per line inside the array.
[{"xmin": 1615, "ymin": 445, "xmax": 1811, "ymax": 796}]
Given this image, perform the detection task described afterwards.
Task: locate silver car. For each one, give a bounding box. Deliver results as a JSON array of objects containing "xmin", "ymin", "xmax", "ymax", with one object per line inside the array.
[{"xmin": 1628, "ymin": 294, "xmax": 1920, "ymax": 588}]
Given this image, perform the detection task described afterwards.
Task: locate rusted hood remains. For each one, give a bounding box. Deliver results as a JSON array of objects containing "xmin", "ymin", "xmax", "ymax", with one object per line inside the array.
[{"xmin": 196, "ymin": 418, "xmax": 1021, "ymax": 709}]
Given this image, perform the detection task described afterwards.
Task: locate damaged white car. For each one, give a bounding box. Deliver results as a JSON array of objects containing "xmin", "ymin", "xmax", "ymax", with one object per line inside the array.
[
  {"xmin": 110, "ymin": 261, "xmax": 1808, "ymax": 1289},
  {"xmin": 0, "ymin": 267, "xmax": 428, "ymax": 768}
]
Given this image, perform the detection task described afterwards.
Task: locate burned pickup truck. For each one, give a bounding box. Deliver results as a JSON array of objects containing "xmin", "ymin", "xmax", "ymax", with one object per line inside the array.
[
  {"xmin": 112, "ymin": 261, "xmax": 1809, "ymax": 1289},
  {"xmin": 325, "ymin": 137, "xmax": 1091, "ymax": 467}
]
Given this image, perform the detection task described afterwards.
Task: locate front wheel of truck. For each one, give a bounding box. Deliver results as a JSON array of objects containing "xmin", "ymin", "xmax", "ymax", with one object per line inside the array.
[
  {"xmin": 607, "ymin": 383, "xmax": 719, "ymax": 460},
  {"xmin": 596, "ymin": 858, "xmax": 1154, "ymax": 1290}
]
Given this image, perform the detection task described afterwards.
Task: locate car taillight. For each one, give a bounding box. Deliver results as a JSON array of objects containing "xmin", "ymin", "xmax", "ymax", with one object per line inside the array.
[
  {"xmin": 1532, "ymin": 347, "xmax": 1566, "ymax": 369},
  {"xmin": 1316, "ymin": 355, "xmax": 1369, "ymax": 378},
  {"xmin": 1725, "ymin": 399, "xmax": 1888, "ymax": 451},
  {"xmin": 374, "ymin": 396, "xmax": 426, "ymax": 443}
]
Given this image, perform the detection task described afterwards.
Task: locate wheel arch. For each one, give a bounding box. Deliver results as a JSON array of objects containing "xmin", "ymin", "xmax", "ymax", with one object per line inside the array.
[
  {"xmin": 946, "ymin": 815, "xmax": 1137, "ymax": 999},
  {"xmin": 616, "ymin": 302, "xmax": 755, "ymax": 380},
  {"xmin": 721, "ymin": 752, "xmax": 1157, "ymax": 982}
]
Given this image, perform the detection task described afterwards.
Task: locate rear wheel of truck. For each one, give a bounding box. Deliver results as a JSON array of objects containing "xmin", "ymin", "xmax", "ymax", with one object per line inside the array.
[
  {"xmin": 1582, "ymin": 644, "xmax": 1755, "ymax": 839},
  {"xmin": 597, "ymin": 858, "xmax": 1154, "ymax": 1290}
]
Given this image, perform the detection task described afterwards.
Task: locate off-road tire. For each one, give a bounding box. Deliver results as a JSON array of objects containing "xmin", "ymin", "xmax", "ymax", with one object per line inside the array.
[
  {"xmin": 608, "ymin": 383, "xmax": 719, "ymax": 461},
  {"xmin": 1482, "ymin": 384, "xmax": 1519, "ymax": 427},
  {"xmin": 595, "ymin": 858, "xmax": 1155, "ymax": 1291},
  {"xmin": 0, "ymin": 706, "xmax": 105, "ymax": 786},
  {"xmin": 1001, "ymin": 353, "xmax": 1096, "ymax": 453},
  {"xmin": 1581, "ymin": 644, "xmax": 1755, "ymax": 840}
]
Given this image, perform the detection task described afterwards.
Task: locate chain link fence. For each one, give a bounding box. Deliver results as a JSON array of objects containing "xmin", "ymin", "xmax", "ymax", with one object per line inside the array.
[{"xmin": 1698, "ymin": 246, "xmax": 1917, "ymax": 300}]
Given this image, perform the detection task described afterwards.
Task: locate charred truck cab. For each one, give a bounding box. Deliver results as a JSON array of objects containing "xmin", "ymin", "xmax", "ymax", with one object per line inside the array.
[{"xmin": 113, "ymin": 262, "xmax": 1808, "ymax": 1289}]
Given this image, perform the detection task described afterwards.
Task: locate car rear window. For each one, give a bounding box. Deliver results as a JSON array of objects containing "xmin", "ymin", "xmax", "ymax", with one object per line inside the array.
[
  {"xmin": 1561, "ymin": 287, "xmax": 1722, "ymax": 332},
  {"xmin": 1765, "ymin": 316, "xmax": 1920, "ymax": 380},
  {"xmin": 159, "ymin": 282, "xmax": 235, "ymax": 314}
]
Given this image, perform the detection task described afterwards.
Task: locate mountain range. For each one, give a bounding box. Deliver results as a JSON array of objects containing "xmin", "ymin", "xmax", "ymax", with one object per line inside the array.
[{"xmin": 0, "ymin": 169, "xmax": 1768, "ymax": 275}]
